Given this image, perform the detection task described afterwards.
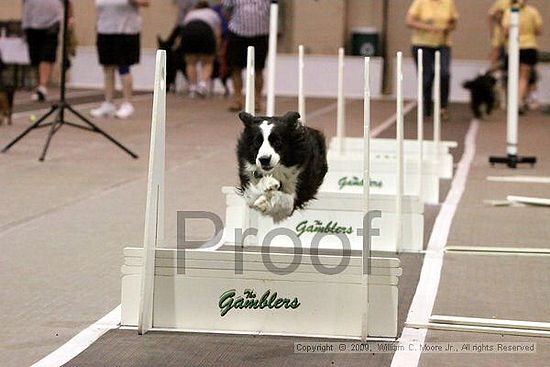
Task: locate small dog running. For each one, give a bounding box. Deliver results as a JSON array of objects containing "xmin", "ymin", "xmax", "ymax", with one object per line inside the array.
[
  {"xmin": 237, "ymin": 111, "xmax": 328, "ymax": 222},
  {"xmin": 462, "ymin": 72, "xmax": 497, "ymax": 119}
]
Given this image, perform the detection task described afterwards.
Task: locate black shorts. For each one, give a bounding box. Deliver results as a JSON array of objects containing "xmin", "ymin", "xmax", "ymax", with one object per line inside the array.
[
  {"xmin": 25, "ymin": 24, "xmax": 60, "ymax": 66},
  {"xmin": 227, "ymin": 32, "xmax": 268, "ymax": 70},
  {"xmin": 181, "ymin": 21, "xmax": 216, "ymax": 55},
  {"xmin": 519, "ymin": 49, "xmax": 538, "ymax": 66},
  {"xmin": 97, "ymin": 33, "xmax": 140, "ymax": 66}
]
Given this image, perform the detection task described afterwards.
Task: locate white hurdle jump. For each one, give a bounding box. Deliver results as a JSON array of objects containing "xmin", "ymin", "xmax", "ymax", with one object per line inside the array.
[
  {"xmin": 323, "ymin": 50, "xmax": 442, "ymax": 204},
  {"xmin": 326, "ymin": 49, "xmax": 456, "ymax": 183},
  {"xmin": 123, "ymin": 50, "xmax": 401, "ymax": 340},
  {"xmin": 219, "ymin": 52, "xmax": 423, "ymax": 252}
]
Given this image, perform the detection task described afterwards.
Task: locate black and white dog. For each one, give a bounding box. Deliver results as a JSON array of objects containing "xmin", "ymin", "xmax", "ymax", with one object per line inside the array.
[{"xmin": 237, "ymin": 111, "xmax": 328, "ymax": 222}]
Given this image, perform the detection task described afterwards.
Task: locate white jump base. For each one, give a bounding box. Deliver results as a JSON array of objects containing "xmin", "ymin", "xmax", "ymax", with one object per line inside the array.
[
  {"xmin": 329, "ymin": 137, "xmax": 456, "ymax": 179},
  {"xmin": 221, "ymin": 187, "xmax": 424, "ymax": 252},
  {"xmin": 121, "ymin": 247, "xmax": 401, "ymax": 339},
  {"xmin": 325, "ymin": 151, "xmax": 440, "ymax": 205}
]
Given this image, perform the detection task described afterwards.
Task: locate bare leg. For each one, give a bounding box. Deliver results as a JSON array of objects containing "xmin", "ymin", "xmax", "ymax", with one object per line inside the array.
[
  {"xmin": 38, "ymin": 62, "xmax": 53, "ymax": 88},
  {"xmin": 229, "ymin": 68, "xmax": 244, "ymax": 110},
  {"xmin": 120, "ymin": 72, "xmax": 133, "ymax": 103},
  {"xmin": 200, "ymin": 58, "xmax": 214, "ymax": 83},
  {"xmin": 186, "ymin": 56, "xmax": 198, "ymax": 86},
  {"xmin": 518, "ymin": 64, "xmax": 531, "ymax": 107},
  {"xmin": 104, "ymin": 66, "xmax": 115, "ymax": 103},
  {"xmin": 254, "ymin": 71, "xmax": 264, "ymax": 110}
]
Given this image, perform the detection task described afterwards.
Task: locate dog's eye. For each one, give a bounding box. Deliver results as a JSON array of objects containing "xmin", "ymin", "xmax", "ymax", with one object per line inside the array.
[{"xmin": 254, "ymin": 135, "xmax": 263, "ymax": 147}]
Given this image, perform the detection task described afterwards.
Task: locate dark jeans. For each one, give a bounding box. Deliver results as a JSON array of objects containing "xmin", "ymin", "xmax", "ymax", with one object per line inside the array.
[{"xmin": 412, "ymin": 46, "xmax": 451, "ymax": 115}]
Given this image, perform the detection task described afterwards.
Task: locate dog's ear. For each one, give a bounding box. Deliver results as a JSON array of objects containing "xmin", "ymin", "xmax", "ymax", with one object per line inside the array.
[
  {"xmin": 281, "ymin": 111, "xmax": 301, "ymax": 126},
  {"xmin": 238, "ymin": 111, "xmax": 256, "ymax": 127}
]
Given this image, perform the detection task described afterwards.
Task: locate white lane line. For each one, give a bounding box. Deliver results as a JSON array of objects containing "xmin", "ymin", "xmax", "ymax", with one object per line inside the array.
[
  {"xmin": 371, "ymin": 101, "xmax": 416, "ymax": 137},
  {"xmin": 390, "ymin": 119, "xmax": 479, "ymax": 367},
  {"xmin": 487, "ymin": 175, "xmax": 550, "ymax": 184},
  {"xmin": 31, "ymin": 306, "xmax": 120, "ymax": 367}
]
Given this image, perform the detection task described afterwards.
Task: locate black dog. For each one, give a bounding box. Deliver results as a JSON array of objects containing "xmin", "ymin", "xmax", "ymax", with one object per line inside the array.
[
  {"xmin": 237, "ymin": 112, "xmax": 328, "ymax": 222},
  {"xmin": 462, "ymin": 73, "xmax": 497, "ymax": 118},
  {"xmin": 157, "ymin": 28, "xmax": 186, "ymax": 93}
]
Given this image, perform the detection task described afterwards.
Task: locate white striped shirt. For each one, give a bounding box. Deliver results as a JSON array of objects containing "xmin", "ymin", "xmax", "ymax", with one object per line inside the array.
[{"xmin": 223, "ymin": 0, "xmax": 271, "ymax": 37}]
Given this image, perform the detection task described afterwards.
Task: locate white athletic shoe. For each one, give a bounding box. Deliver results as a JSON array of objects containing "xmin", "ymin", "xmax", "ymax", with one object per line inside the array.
[
  {"xmin": 115, "ymin": 102, "xmax": 135, "ymax": 119},
  {"xmin": 90, "ymin": 101, "xmax": 116, "ymax": 118}
]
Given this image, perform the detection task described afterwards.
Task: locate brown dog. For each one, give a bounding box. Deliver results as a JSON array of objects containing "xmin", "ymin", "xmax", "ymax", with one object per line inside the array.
[{"xmin": 0, "ymin": 87, "xmax": 14, "ymax": 126}]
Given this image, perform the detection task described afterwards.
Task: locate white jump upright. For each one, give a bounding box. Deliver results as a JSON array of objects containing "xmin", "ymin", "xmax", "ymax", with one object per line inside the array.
[
  {"xmin": 395, "ymin": 52, "xmax": 404, "ymax": 253},
  {"xmin": 434, "ymin": 50, "xmax": 441, "ymax": 145},
  {"xmin": 488, "ymin": 6, "xmax": 536, "ymax": 168},
  {"xmin": 245, "ymin": 46, "xmax": 255, "ymax": 115},
  {"xmin": 337, "ymin": 47, "xmax": 345, "ymax": 153},
  {"xmin": 417, "ymin": 49, "xmax": 424, "ymax": 198},
  {"xmin": 298, "ymin": 45, "xmax": 306, "ymax": 124},
  {"xmin": 361, "ymin": 56, "xmax": 371, "ymax": 340},
  {"xmin": 266, "ymin": 1, "xmax": 278, "ymax": 116},
  {"xmin": 137, "ymin": 50, "xmax": 166, "ymax": 335}
]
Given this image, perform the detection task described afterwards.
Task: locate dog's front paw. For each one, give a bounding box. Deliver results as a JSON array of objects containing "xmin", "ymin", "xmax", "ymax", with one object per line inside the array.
[
  {"xmin": 253, "ymin": 195, "xmax": 270, "ymax": 213},
  {"xmin": 261, "ymin": 175, "xmax": 281, "ymax": 192}
]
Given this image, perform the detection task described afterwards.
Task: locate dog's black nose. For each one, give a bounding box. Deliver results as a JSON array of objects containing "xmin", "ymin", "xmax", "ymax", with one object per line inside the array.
[{"xmin": 258, "ymin": 156, "xmax": 271, "ymax": 167}]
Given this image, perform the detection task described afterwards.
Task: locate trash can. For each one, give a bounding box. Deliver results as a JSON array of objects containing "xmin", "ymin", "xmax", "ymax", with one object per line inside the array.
[{"xmin": 351, "ymin": 27, "xmax": 379, "ymax": 57}]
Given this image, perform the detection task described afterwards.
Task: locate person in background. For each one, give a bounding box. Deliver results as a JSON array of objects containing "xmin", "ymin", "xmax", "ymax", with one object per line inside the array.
[
  {"xmin": 91, "ymin": 0, "xmax": 149, "ymax": 119},
  {"xmin": 22, "ymin": 0, "xmax": 74, "ymax": 102},
  {"xmin": 180, "ymin": 1, "xmax": 222, "ymax": 98},
  {"xmin": 223, "ymin": 0, "xmax": 270, "ymax": 112},
  {"xmin": 488, "ymin": 0, "xmax": 511, "ymax": 69},
  {"xmin": 406, "ymin": 0, "xmax": 458, "ymax": 121},
  {"xmin": 174, "ymin": 0, "xmax": 198, "ymax": 28},
  {"xmin": 502, "ymin": 0, "xmax": 542, "ymax": 114}
]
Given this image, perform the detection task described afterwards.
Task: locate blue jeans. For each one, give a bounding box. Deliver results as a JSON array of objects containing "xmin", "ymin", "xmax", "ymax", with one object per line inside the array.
[{"xmin": 412, "ymin": 46, "xmax": 451, "ymax": 115}]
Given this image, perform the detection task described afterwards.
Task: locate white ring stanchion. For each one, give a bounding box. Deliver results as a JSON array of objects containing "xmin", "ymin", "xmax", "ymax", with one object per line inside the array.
[
  {"xmin": 395, "ymin": 52, "xmax": 404, "ymax": 253},
  {"xmin": 489, "ymin": 6, "xmax": 536, "ymax": 168},
  {"xmin": 337, "ymin": 47, "xmax": 345, "ymax": 154},
  {"xmin": 245, "ymin": 46, "xmax": 255, "ymax": 115},
  {"xmin": 266, "ymin": 1, "xmax": 278, "ymax": 116},
  {"xmin": 434, "ymin": 51, "xmax": 441, "ymax": 145},
  {"xmin": 138, "ymin": 50, "xmax": 166, "ymax": 335},
  {"xmin": 298, "ymin": 45, "xmax": 306, "ymax": 125},
  {"xmin": 417, "ymin": 49, "xmax": 424, "ymax": 198},
  {"xmin": 361, "ymin": 57, "xmax": 371, "ymax": 341}
]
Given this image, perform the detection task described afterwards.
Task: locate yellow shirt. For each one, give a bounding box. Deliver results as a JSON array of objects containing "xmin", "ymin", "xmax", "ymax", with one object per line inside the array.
[
  {"xmin": 488, "ymin": 0, "xmax": 512, "ymax": 47},
  {"xmin": 408, "ymin": 0, "xmax": 459, "ymax": 47},
  {"xmin": 502, "ymin": 5, "xmax": 543, "ymax": 49}
]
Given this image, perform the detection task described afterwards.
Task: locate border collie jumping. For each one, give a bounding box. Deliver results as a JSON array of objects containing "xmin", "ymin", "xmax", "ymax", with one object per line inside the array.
[{"xmin": 237, "ymin": 111, "xmax": 328, "ymax": 223}]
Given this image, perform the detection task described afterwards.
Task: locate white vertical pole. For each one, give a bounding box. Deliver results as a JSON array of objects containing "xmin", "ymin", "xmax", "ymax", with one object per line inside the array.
[
  {"xmin": 337, "ymin": 47, "xmax": 345, "ymax": 154},
  {"xmin": 417, "ymin": 49, "xmax": 424, "ymax": 198},
  {"xmin": 298, "ymin": 44, "xmax": 306, "ymax": 124},
  {"xmin": 434, "ymin": 51, "xmax": 441, "ymax": 144},
  {"xmin": 138, "ymin": 50, "xmax": 166, "ymax": 335},
  {"xmin": 245, "ymin": 46, "xmax": 255, "ymax": 115},
  {"xmin": 395, "ymin": 51, "xmax": 404, "ymax": 253},
  {"xmin": 266, "ymin": 1, "xmax": 278, "ymax": 116},
  {"xmin": 361, "ymin": 57, "xmax": 371, "ymax": 340},
  {"xmin": 507, "ymin": 8, "xmax": 519, "ymax": 156}
]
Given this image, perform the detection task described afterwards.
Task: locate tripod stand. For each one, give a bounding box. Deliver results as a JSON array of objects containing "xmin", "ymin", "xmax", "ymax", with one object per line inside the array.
[{"xmin": 2, "ymin": 0, "xmax": 138, "ymax": 161}]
